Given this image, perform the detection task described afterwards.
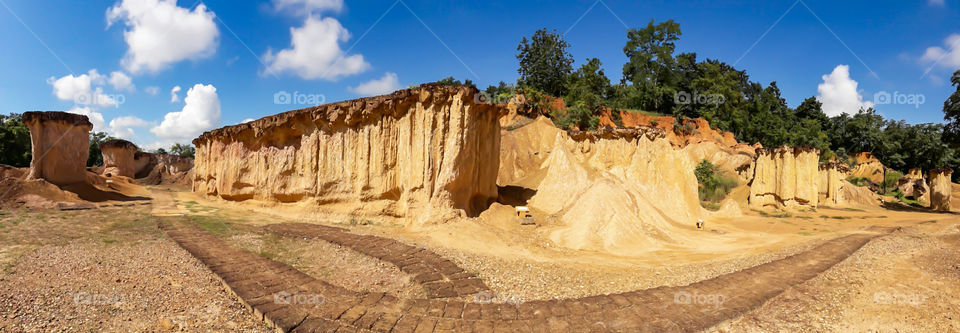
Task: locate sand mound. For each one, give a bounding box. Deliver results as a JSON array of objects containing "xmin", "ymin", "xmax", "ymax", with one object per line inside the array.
[
  {"xmin": 0, "ymin": 165, "xmax": 150, "ymax": 209},
  {"xmin": 498, "ymin": 119, "xmax": 736, "ymax": 255},
  {"xmin": 840, "ymin": 180, "xmax": 883, "ymax": 208}
]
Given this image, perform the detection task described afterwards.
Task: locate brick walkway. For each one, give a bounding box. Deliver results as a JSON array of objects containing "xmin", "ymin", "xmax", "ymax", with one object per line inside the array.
[
  {"xmin": 161, "ymin": 218, "xmax": 891, "ymax": 332},
  {"xmin": 265, "ymin": 223, "xmax": 489, "ymax": 299}
]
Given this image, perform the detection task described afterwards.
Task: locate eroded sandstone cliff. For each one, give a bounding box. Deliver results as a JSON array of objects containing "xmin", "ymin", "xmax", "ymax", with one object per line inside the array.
[
  {"xmin": 818, "ymin": 162, "xmax": 849, "ymax": 206},
  {"xmin": 849, "ymin": 152, "xmax": 886, "ymax": 184},
  {"xmin": 101, "ymin": 139, "xmax": 138, "ymax": 178},
  {"xmin": 749, "ymin": 147, "xmax": 820, "ymax": 210},
  {"xmin": 897, "ymin": 168, "xmax": 930, "ymax": 206},
  {"xmin": 192, "ymin": 84, "xmax": 503, "ymax": 224},
  {"xmin": 23, "ymin": 111, "xmax": 93, "ymax": 186},
  {"xmin": 929, "ymin": 168, "xmax": 953, "ymax": 211}
]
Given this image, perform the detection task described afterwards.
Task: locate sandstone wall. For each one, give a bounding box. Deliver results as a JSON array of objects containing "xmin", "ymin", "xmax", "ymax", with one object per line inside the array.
[
  {"xmin": 818, "ymin": 162, "xmax": 848, "ymax": 206},
  {"xmin": 23, "ymin": 111, "xmax": 92, "ymax": 186},
  {"xmin": 101, "ymin": 139, "xmax": 138, "ymax": 178},
  {"xmin": 929, "ymin": 168, "xmax": 953, "ymax": 211},
  {"xmin": 749, "ymin": 147, "xmax": 820, "ymax": 210},
  {"xmin": 192, "ymin": 84, "xmax": 503, "ymax": 224}
]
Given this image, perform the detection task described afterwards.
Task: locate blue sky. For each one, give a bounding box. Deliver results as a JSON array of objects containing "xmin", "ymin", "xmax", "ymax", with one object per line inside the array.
[{"xmin": 1, "ymin": 0, "xmax": 958, "ymax": 149}]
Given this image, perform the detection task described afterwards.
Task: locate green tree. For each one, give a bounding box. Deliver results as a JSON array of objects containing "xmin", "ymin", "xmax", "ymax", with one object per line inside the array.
[
  {"xmin": 516, "ymin": 29, "xmax": 573, "ymax": 97},
  {"xmin": 942, "ymin": 70, "xmax": 960, "ymax": 147},
  {"xmin": 622, "ymin": 19, "xmax": 683, "ymax": 113},
  {"xmin": 170, "ymin": 143, "xmax": 196, "ymax": 158},
  {"xmin": 87, "ymin": 132, "xmax": 115, "ymax": 167},
  {"xmin": 0, "ymin": 113, "xmax": 31, "ymax": 167}
]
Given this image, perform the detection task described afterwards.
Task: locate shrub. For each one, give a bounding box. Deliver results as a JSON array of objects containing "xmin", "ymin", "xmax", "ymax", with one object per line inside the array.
[
  {"xmin": 695, "ymin": 160, "xmax": 738, "ymax": 208},
  {"xmin": 879, "ymin": 170, "xmax": 902, "ymax": 195}
]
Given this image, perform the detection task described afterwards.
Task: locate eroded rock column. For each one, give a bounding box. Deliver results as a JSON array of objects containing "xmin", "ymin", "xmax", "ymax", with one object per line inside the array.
[
  {"xmin": 101, "ymin": 139, "xmax": 138, "ymax": 178},
  {"xmin": 23, "ymin": 111, "xmax": 92, "ymax": 186},
  {"xmin": 928, "ymin": 168, "xmax": 953, "ymax": 211},
  {"xmin": 818, "ymin": 162, "xmax": 848, "ymax": 206},
  {"xmin": 749, "ymin": 147, "xmax": 820, "ymax": 210}
]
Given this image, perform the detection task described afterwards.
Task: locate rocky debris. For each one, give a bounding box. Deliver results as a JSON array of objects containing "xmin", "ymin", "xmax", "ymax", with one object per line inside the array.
[
  {"xmin": 819, "ymin": 162, "xmax": 850, "ymax": 206},
  {"xmin": 100, "ymin": 139, "xmax": 138, "ymax": 178},
  {"xmin": 192, "ymin": 84, "xmax": 505, "ymax": 225},
  {"xmin": 897, "ymin": 168, "xmax": 930, "ymax": 205},
  {"xmin": 22, "ymin": 111, "xmax": 92, "ymax": 186},
  {"xmin": 928, "ymin": 168, "xmax": 953, "ymax": 211},
  {"xmin": 750, "ymin": 146, "xmax": 821, "ymax": 210}
]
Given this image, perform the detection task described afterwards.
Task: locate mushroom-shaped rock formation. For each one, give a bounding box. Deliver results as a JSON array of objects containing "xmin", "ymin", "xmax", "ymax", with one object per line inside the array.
[
  {"xmin": 928, "ymin": 168, "xmax": 953, "ymax": 211},
  {"xmin": 23, "ymin": 111, "xmax": 93, "ymax": 186},
  {"xmin": 191, "ymin": 84, "xmax": 504, "ymax": 225},
  {"xmin": 101, "ymin": 139, "xmax": 139, "ymax": 178},
  {"xmin": 749, "ymin": 147, "xmax": 821, "ymax": 210}
]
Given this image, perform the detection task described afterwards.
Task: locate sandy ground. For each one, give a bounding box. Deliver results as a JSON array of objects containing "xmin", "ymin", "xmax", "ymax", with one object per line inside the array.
[
  {"xmin": 0, "ymin": 204, "xmax": 272, "ymax": 332},
  {"xmin": 0, "ymin": 185, "xmax": 957, "ymax": 331},
  {"xmin": 175, "ymin": 188, "xmax": 960, "ymax": 331}
]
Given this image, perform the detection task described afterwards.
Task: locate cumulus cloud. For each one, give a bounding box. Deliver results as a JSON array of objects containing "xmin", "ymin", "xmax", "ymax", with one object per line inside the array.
[
  {"xmin": 107, "ymin": 0, "xmax": 220, "ymax": 74},
  {"xmin": 151, "ymin": 83, "xmax": 221, "ymax": 142},
  {"xmin": 144, "ymin": 86, "xmax": 160, "ymax": 95},
  {"xmin": 273, "ymin": 0, "xmax": 343, "ymax": 15},
  {"xmin": 263, "ymin": 16, "xmax": 369, "ymax": 80},
  {"xmin": 920, "ymin": 33, "xmax": 960, "ymax": 69},
  {"xmin": 108, "ymin": 71, "xmax": 135, "ymax": 91},
  {"xmin": 349, "ymin": 72, "xmax": 402, "ymax": 96},
  {"xmin": 109, "ymin": 116, "xmax": 151, "ymax": 139},
  {"xmin": 47, "ymin": 69, "xmax": 120, "ymax": 108},
  {"xmin": 170, "ymin": 85, "xmax": 182, "ymax": 103},
  {"xmin": 66, "ymin": 106, "xmax": 106, "ymax": 132},
  {"xmin": 816, "ymin": 65, "xmax": 874, "ymax": 117}
]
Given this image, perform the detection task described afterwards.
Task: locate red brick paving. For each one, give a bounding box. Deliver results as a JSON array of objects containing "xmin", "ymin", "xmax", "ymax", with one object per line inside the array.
[
  {"xmin": 161, "ymin": 218, "xmax": 892, "ymax": 332},
  {"xmin": 265, "ymin": 223, "xmax": 489, "ymax": 299}
]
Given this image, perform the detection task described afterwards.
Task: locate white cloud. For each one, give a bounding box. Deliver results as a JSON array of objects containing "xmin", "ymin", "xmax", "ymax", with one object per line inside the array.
[
  {"xmin": 273, "ymin": 0, "xmax": 343, "ymax": 15},
  {"xmin": 109, "ymin": 116, "xmax": 151, "ymax": 139},
  {"xmin": 920, "ymin": 33, "xmax": 960, "ymax": 69},
  {"xmin": 151, "ymin": 83, "xmax": 221, "ymax": 142},
  {"xmin": 66, "ymin": 106, "xmax": 106, "ymax": 132},
  {"xmin": 170, "ymin": 85, "xmax": 182, "ymax": 103},
  {"xmin": 929, "ymin": 0, "xmax": 945, "ymax": 6},
  {"xmin": 145, "ymin": 86, "xmax": 160, "ymax": 95},
  {"xmin": 349, "ymin": 72, "xmax": 402, "ymax": 96},
  {"xmin": 241, "ymin": 118, "xmax": 255, "ymax": 123},
  {"xmin": 816, "ymin": 65, "xmax": 874, "ymax": 117},
  {"xmin": 108, "ymin": 71, "xmax": 135, "ymax": 91},
  {"xmin": 106, "ymin": 0, "xmax": 220, "ymax": 74},
  {"xmin": 263, "ymin": 16, "xmax": 369, "ymax": 80},
  {"xmin": 47, "ymin": 69, "xmax": 119, "ymax": 108}
]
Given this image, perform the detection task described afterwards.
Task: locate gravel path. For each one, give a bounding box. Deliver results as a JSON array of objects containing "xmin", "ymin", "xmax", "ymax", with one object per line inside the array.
[{"xmin": 0, "ymin": 238, "xmax": 272, "ymax": 332}]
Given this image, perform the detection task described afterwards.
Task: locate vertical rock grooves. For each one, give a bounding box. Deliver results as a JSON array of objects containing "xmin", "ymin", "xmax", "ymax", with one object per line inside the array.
[
  {"xmin": 749, "ymin": 147, "xmax": 820, "ymax": 210},
  {"xmin": 192, "ymin": 84, "xmax": 505, "ymax": 225}
]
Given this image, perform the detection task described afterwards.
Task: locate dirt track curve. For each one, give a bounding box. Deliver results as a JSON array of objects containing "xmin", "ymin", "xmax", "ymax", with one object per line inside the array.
[{"xmin": 159, "ymin": 216, "xmax": 893, "ymax": 332}]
